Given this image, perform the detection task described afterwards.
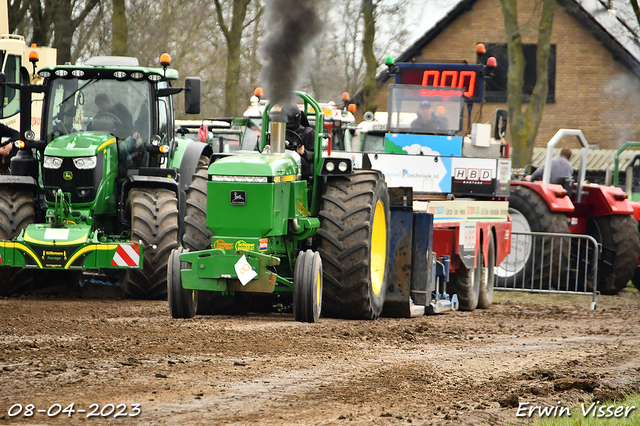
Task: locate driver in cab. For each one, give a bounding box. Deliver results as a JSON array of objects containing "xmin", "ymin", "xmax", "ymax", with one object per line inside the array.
[{"xmin": 88, "ymin": 93, "xmax": 134, "ymax": 140}]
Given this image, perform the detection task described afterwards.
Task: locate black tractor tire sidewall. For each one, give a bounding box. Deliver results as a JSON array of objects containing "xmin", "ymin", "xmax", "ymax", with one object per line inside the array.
[
  {"xmin": 122, "ymin": 188, "xmax": 178, "ymax": 299},
  {"xmin": 477, "ymin": 235, "xmax": 496, "ymax": 309},
  {"xmin": 588, "ymin": 214, "xmax": 640, "ymax": 295},
  {"xmin": 293, "ymin": 250, "xmax": 323, "ymax": 323},
  {"xmin": 168, "ymin": 247, "xmax": 197, "ymax": 318},
  {"xmin": 0, "ymin": 188, "xmax": 35, "ymax": 296}
]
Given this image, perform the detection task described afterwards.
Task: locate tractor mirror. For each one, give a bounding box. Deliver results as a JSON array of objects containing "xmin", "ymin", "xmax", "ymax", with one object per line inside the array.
[
  {"xmin": 184, "ymin": 77, "xmax": 201, "ymax": 115},
  {"xmin": 493, "ymin": 109, "xmax": 507, "ymax": 139}
]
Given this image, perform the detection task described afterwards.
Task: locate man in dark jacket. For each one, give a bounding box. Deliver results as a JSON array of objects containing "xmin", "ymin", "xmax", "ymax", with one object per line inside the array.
[
  {"xmin": 411, "ymin": 100, "xmax": 448, "ymax": 132},
  {"xmin": 284, "ymin": 104, "xmax": 314, "ymax": 180},
  {"xmin": 0, "ymin": 123, "xmax": 21, "ymax": 175}
]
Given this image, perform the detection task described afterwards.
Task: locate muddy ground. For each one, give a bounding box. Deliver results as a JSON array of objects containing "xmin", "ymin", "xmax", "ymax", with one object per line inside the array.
[{"xmin": 0, "ymin": 287, "xmax": 639, "ymax": 426}]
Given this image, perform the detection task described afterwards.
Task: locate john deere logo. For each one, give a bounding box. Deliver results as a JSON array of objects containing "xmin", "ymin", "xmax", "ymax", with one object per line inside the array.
[
  {"xmin": 230, "ymin": 191, "xmax": 246, "ymax": 206},
  {"xmin": 63, "ymin": 171, "xmax": 73, "ymax": 180}
]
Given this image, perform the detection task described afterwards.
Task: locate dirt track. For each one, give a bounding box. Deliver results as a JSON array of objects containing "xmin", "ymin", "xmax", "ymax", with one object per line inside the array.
[{"xmin": 1, "ymin": 288, "xmax": 639, "ymax": 426}]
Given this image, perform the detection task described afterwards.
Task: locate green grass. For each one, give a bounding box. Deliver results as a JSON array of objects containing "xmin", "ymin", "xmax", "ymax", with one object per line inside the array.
[{"xmin": 521, "ymin": 394, "xmax": 640, "ymax": 425}]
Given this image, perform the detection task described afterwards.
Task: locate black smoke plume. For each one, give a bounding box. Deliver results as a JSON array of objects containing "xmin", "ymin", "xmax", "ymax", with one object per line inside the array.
[{"xmin": 259, "ymin": 0, "xmax": 324, "ymax": 103}]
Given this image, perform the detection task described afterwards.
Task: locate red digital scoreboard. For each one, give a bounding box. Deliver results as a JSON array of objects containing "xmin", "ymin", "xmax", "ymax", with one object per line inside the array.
[{"xmin": 395, "ymin": 63, "xmax": 485, "ymax": 102}]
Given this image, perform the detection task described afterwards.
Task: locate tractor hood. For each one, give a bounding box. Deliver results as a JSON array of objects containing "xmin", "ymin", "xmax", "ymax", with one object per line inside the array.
[
  {"xmin": 44, "ymin": 132, "xmax": 116, "ymax": 157},
  {"xmin": 208, "ymin": 152, "xmax": 298, "ymax": 178}
]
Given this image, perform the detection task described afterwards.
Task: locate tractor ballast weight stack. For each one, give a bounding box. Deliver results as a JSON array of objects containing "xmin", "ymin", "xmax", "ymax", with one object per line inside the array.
[
  {"xmin": 0, "ymin": 54, "xmax": 209, "ymax": 298},
  {"xmin": 501, "ymin": 129, "xmax": 640, "ymax": 295},
  {"xmin": 169, "ymin": 92, "xmax": 392, "ymax": 322}
]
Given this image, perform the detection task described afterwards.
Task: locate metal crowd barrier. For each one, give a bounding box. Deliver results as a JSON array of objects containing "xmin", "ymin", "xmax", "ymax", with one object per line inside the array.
[{"xmin": 494, "ymin": 231, "xmax": 599, "ymax": 310}]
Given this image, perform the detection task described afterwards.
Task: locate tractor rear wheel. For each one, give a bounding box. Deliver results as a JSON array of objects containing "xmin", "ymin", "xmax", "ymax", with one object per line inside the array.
[
  {"xmin": 168, "ymin": 247, "xmax": 197, "ymax": 318},
  {"xmin": 121, "ymin": 188, "xmax": 178, "ymax": 299},
  {"xmin": 496, "ymin": 185, "xmax": 570, "ymax": 289},
  {"xmin": 293, "ymin": 249, "xmax": 322, "ymax": 323},
  {"xmin": 587, "ymin": 214, "xmax": 640, "ymax": 295},
  {"xmin": 317, "ymin": 170, "xmax": 390, "ymax": 320},
  {"xmin": 0, "ymin": 188, "xmax": 35, "ymax": 296},
  {"xmin": 477, "ymin": 235, "xmax": 496, "ymax": 309}
]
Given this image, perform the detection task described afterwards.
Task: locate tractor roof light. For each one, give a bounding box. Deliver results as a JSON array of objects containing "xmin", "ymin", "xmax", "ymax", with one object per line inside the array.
[
  {"xmin": 15, "ymin": 140, "xmax": 25, "ymax": 149},
  {"xmin": 476, "ymin": 43, "xmax": 486, "ymax": 54},
  {"xmin": 159, "ymin": 145, "xmax": 170, "ymax": 154},
  {"xmin": 347, "ymin": 103, "xmax": 357, "ymax": 114},
  {"xmin": 28, "ymin": 50, "xmax": 39, "ymax": 64},
  {"xmin": 341, "ymin": 92, "xmax": 350, "ymax": 102},
  {"xmin": 487, "ymin": 57, "xmax": 497, "ymax": 68},
  {"xmin": 160, "ymin": 53, "xmax": 171, "ymax": 68},
  {"xmin": 254, "ymin": 87, "xmax": 264, "ymax": 98}
]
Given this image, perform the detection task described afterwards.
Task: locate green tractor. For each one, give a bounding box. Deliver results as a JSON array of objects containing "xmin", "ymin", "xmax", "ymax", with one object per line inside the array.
[
  {"xmin": 169, "ymin": 92, "xmax": 390, "ymax": 321},
  {"xmin": 0, "ymin": 54, "xmax": 210, "ymax": 298}
]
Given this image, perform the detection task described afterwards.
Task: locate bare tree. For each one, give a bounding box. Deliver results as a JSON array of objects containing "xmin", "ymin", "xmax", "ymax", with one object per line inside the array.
[
  {"xmin": 499, "ymin": 0, "xmax": 555, "ymax": 168},
  {"xmin": 362, "ymin": 0, "xmax": 377, "ymax": 113},
  {"xmin": 213, "ymin": 0, "xmax": 261, "ymax": 116}
]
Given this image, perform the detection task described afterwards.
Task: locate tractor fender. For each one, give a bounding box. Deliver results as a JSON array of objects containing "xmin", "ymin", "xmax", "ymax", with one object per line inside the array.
[
  {"xmin": 173, "ymin": 141, "xmax": 213, "ymax": 193},
  {"xmin": 510, "ymin": 181, "xmax": 574, "ymax": 213},
  {"xmin": 0, "ymin": 175, "xmax": 39, "ymax": 193},
  {"xmin": 574, "ymin": 184, "xmax": 635, "ymax": 216}
]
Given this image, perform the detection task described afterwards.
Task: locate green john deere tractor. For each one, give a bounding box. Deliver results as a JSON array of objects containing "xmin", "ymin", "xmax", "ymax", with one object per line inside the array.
[
  {"xmin": 0, "ymin": 54, "xmax": 211, "ymax": 298},
  {"xmin": 169, "ymin": 92, "xmax": 391, "ymax": 322}
]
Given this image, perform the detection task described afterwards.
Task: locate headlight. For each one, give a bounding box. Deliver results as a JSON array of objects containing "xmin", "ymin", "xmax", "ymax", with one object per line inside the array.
[
  {"xmin": 43, "ymin": 156, "xmax": 63, "ymax": 169},
  {"xmin": 73, "ymin": 156, "xmax": 97, "ymax": 169},
  {"xmin": 325, "ymin": 161, "xmax": 335, "ymax": 172},
  {"xmin": 338, "ymin": 161, "xmax": 348, "ymax": 172}
]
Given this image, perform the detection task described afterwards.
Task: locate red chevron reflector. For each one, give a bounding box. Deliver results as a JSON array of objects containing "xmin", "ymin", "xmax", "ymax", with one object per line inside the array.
[{"xmin": 111, "ymin": 245, "xmax": 140, "ymax": 268}]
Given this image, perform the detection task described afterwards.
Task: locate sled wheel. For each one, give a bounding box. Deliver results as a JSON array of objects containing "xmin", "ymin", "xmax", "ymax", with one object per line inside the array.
[
  {"xmin": 293, "ymin": 250, "xmax": 322, "ymax": 323},
  {"xmin": 449, "ymin": 262, "xmax": 480, "ymax": 311},
  {"xmin": 168, "ymin": 247, "xmax": 197, "ymax": 318},
  {"xmin": 317, "ymin": 170, "xmax": 390, "ymax": 320},
  {"xmin": 0, "ymin": 188, "xmax": 35, "ymax": 296},
  {"xmin": 121, "ymin": 188, "xmax": 178, "ymax": 299},
  {"xmin": 496, "ymin": 185, "xmax": 570, "ymax": 289},
  {"xmin": 477, "ymin": 235, "xmax": 496, "ymax": 309}
]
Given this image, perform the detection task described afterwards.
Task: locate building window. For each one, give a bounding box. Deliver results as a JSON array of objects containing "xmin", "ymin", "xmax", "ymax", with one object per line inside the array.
[{"xmin": 482, "ymin": 43, "xmax": 555, "ymax": 103}]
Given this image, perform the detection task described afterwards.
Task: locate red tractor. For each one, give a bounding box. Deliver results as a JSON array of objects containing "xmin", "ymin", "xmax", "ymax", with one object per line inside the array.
[{"xmin": 498, "ymin": 129, "xmax": 639, "ymax": 295}]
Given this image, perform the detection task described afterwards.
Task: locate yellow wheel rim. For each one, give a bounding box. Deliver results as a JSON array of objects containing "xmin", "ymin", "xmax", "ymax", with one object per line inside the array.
[
  {"xmin": 316, "ymin": 270, "xmax": 321, "ymax": 307},
  {"xmin": 370, "ymin": 199, "xmax": 387, "ymax": 295}
]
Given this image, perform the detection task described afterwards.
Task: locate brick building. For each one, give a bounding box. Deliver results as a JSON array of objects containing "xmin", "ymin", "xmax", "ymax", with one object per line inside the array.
[{"xmin": 360, "ymin": 0, "xmax": 640, "ymax": 151}]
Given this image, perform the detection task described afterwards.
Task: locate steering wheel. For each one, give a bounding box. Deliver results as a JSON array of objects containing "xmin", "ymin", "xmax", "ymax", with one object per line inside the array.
[
  {"xmin": 285, "ymin": 129, "xmax": 303, "ymax": 150},
  {"xmin": 93, "ymin": 112, "xmax": 123, "ymax": 126}
]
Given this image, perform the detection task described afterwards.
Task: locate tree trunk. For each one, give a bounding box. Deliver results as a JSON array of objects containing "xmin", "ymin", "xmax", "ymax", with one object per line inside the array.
[
  {"xmin": 361, "ymin": 0, "xmax": 377, "ymax": 113},
  {"xmin": 112, "ymin": 0, "xmax": 127, "ymax": 56},
  {"xmin": 499, "ymin": 0, "xmax": 555, "ymax": 168},
  {"xmin": 214, "ymin": 0, "xmax": 252, "ymax": 117}
]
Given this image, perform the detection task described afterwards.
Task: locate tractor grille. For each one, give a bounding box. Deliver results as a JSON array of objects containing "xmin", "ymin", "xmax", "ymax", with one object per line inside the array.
[{"xmin": 44, "ymin": 156, "xmax": 103, "ymax": 204}]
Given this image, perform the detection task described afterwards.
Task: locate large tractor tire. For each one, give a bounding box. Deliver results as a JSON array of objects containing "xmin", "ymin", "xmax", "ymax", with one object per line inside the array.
[
  {"xmin": 317, "ymin": 170, "xmax": 390, "ymax": 320},
  {"xmin": 121, "ymin": 188, "xmax": 178, "ymax": 299},
  {"xmin": 586, "ymin": 214, "xmax": 640, "ymax": 295},
  {"xmin": 0, "ymin": 188, "xmax": 35, "ymax": 296},
  {"xmin": 496, "ymin": 185, "xmax": 570, "ymax": 289},
  {"xmin": 477, "ymin": 235, "xmax": 496, "ymax": 309}
]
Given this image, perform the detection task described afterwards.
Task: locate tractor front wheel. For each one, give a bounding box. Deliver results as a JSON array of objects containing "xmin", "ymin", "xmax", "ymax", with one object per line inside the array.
[
  {"xmin": 317, "ymin": 170, "xmax": 390, "ymax": 320},
  {"xmin": 449, "ymin": 264, "xmax": 480, "ymax": 311},
  {"xmin": 293, "ymin": 249, "xmax": 322, "ymax": 323},
  {"xmin": 168, "ymin": 247, "xmax": 197, "ymax": 318},
  {"xmin": 0, "ymin": 188, "xmax": 35, "ymax": 296},
  {"xmin": 121, "ymin": 188, "xmax": 178, "ymax": 299}
]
